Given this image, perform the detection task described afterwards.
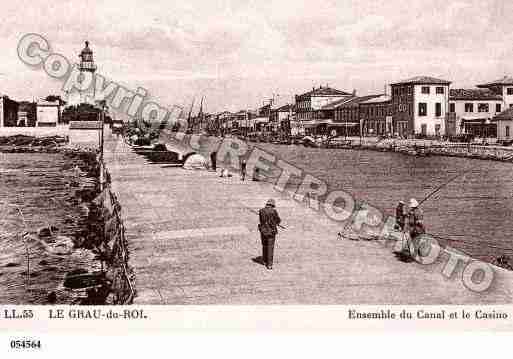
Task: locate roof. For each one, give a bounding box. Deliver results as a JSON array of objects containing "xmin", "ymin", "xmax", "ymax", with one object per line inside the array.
[
  {"xmin": 297, "ymin": 86, "xmax": 352, "ymax": 98},
  {"xmin": 322, "ymin": 95, "xmax": 382, "ymax": 109},
  {"xmin": 320, "ymin": 97, "xmax": 355, "ymax": 110},
  {"xmin": 391, "ymin": 76, "xmax": 451, "ymax": 86},
  {"xmin": 450, "ymin": 89, "xmax": 503, "ymax": 101},
  {"xmin": 272, "ymin": 104, "xmax": 293, "ymax": 112},
  {"xmin": 359, "ymin": 94, "xmax": 391, "ymax": 105},
  {"xmin": 69, "ymin": 121, "xmax": 102, "ymax": 130},
  {"xmin": 493, "ymin": 108, "xmax": 513, "ymax": 121},
  {"xmin": 37, "ymin": 100, "xmax": 60, "ymax": 106},
  {"xmin": 477, "ymin": 76, "xmax": 513, "ymax": 88}
]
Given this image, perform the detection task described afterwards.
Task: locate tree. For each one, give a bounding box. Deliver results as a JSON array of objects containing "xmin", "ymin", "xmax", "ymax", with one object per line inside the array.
[{"xmin": 45, "ymin": 95, "xmax": 66, "ymax": 106}]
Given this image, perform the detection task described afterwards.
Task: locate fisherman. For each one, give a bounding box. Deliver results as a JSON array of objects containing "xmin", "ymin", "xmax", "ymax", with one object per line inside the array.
[
  {"xmin": 395, "ymin": 201, "xmax": 406, "ymax": 231},
  {"xmin": 210, "ymin": 151, "xmax": 217, "ymax": 171},
  {"xmin": 258, "ymin": 199, "xmax": 281, "ymax": 270},
  {"xmin": 408, "ymin": 198, "xmax": 425, "ymax": 255},
  {"xmin": 240, "ymin": 159, "xmax": 247, "ymax": 181}
]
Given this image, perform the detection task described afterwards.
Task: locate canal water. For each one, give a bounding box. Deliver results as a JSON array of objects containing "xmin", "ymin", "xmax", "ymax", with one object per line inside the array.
[
  {"xmin": 246, "ymin": 143, "xmax": 513, "ymax": 264},
  {"xmin": 0, "ymin": 152, "xmax": 99, "ymax": 304}
]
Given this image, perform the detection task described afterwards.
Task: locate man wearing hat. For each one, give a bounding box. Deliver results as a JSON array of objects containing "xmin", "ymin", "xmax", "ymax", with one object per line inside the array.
[
  {"xmin": 258, "ymin": 199, "xmax": 281, "ymax": 270},
  {"xmin": 408, "ymin": 198, "xmax": 425, "ymax": 241}
]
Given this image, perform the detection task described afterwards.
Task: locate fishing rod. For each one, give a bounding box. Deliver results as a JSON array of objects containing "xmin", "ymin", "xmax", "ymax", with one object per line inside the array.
[{"xmin": 417, "ymin": 167, "xmax": 476, "ymax": 208}]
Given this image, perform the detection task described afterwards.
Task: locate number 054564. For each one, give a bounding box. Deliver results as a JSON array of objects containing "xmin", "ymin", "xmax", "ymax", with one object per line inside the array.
[{"xmin": 10, "ymin": 339, "xmax": 41, "ymax": 350}]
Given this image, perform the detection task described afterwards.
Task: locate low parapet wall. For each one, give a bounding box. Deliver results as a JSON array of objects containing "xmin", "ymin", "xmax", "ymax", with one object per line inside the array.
[
  {"xmin": 0, "ymin": 125, "xmax": 70, "ymax": 137},
  {"xmin": 94, "ymin": 160, "xmax": 136, "ymax": 304}
]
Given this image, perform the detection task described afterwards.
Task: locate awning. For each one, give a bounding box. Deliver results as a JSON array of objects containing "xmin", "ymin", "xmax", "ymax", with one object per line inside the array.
[
  {"xmin": 253, "ymin": 117, "xmax": 269, "ymax": 123},
  {"xmin": 315, "ymin": 119, "xmax": 334, "ymax": 125},
  {"xmin": 303, "ymin": 122, "xmax": 318, "ymax": 128},
  {"xmin": 461, "ymin": 118, "xmax": 493, "ymax": 125},
  {"xmin": 328, "ymin": 122, "xmax": 359, "ymax": 127}
]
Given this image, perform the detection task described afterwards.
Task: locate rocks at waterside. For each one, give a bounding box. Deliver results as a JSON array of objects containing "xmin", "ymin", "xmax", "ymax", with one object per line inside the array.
[
  {"xmin": 0, "ymin": 135, "xmax": 69, "ymax": 153},
  {"xmin": 4, "ymin": 262, "xmax": 20, "ymax": 268},
  {"xmin": 37, "ymin": 225, "xmax": 59, "ymax": 238},
  {"xmin": 0, "ymin": 135, "xmax": 67, "ymax": 147}
]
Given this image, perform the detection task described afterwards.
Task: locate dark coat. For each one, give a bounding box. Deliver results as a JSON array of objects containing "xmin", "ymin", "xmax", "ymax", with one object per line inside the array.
[
  {"xmin": 395, "ymin": 205, "xmax": 406, "ymax": 227},
  {"xmin": 408, "ymin": 207, "xmax": 425, "ymax": 236},
  {"xmin": 258, "ymin": 206, "xmax": 281, "ymax": 236}
]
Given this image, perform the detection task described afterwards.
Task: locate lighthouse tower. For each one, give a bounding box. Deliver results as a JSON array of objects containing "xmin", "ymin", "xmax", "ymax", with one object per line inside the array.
[{"xmin": 78, "ymin": 40, "xmax": 97, "ymax": 103}]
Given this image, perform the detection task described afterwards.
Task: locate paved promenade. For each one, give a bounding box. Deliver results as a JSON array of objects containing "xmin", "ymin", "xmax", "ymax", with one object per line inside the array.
[{"xmin": 103, "ymin": 137, "xmax": 513, "ymax": 305}]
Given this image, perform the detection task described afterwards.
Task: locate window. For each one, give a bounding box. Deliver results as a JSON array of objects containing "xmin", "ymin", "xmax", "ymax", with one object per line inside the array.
[
  {"xmin": 421, "ymin": 124, "xmax": 427, "ymax": 136},
  {"xmin": 507, "ymin": 88, "xmax": 513, "ymax": 95},
  {"xmin": 436, "ymin": 87, "xmax": 445, "ymax": 94},
  {"xmin": 507, "ymin": 126, "xmax": 510, "ymax": 138},
  {"xmin": 421, "ymin": 86, "xmax": 430, "ymax": 94},
  {"xmin": 465, "ymin": 103, "xmax": 474, "ymax": 113},
  {"xmin": 496, "ymin": 104, "xmax": 502, "ymax": 113},
  {"xmin": 408, "ymin": 86, "xmax": 413, "ymax": 94},
  {"xmin": 478, "ymin": 103, "xmax": 489, "ymax": 113},
  {"xmin": 435, "ymin": 103, "xmax": 442, "ymax": 117},
  {"xmin": 449, "ymin": 103, "xmax": 455, "ymax": 113},
  {"xmin": 418, "ymin": 103, "xmax": 427, "ymax": 116}
]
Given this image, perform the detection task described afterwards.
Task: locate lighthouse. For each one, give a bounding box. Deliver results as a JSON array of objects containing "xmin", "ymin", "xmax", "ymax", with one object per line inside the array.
[{"xmin": 78, "ymin": 40, "xmax": 97, "ymax": 103}]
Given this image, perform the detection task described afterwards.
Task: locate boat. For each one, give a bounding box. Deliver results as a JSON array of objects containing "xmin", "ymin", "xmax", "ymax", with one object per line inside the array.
[{"xmin": 302, "ymin": 136, "xmax": 320, "ymax": 148}]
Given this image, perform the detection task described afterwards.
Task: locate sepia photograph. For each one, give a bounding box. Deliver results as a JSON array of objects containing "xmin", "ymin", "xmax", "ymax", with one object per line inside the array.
[{"xmin": 2, "ymin": 2, "xmax": 513, "ymax": 350}]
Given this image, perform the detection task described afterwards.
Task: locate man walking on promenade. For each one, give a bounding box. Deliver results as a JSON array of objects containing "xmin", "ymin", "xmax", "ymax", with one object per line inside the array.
[
  {"xmin": 258, "ymin": 199, "xmax": 281, "ymax": 270},
  {"xmin": 240, "ymin": 159, "xmax": 247, "ymax": 181},
  {"xmin": 210, "ymin": 151, "xmax": 217, "ymax": 171}
]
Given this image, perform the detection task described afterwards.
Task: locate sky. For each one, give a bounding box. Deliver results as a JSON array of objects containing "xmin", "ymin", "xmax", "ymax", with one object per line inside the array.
[{"xmin": 1, "ymin": 0, "xmax": 513, "ymax": 114}]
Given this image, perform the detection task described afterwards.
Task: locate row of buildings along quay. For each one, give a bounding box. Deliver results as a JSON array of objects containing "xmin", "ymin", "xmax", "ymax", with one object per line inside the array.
[{"xmin": 192, "ymin": 76, "xmax": 513, "ymax": 144}]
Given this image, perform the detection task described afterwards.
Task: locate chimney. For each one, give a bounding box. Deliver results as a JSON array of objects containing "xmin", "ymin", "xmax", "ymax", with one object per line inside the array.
[{"xmin": 352, "ymin": 89, "xmax": 356, "ymax": 96}]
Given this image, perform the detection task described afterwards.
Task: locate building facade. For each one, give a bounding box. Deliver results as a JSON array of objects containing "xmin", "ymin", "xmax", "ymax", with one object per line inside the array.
[
  {"xmin": 17, "ymin": 101, "xmax": 37, "ymax": 127},
  {"xmin": 448, "ymin": 89, "xmax": 503, "ymax": 137},
  {"xmin": 270, "ymin": 104, "xmax": 294, "ymax": 135},
  {"xmin": 493, "ymin": 108, "xmax": 513, "ymax": 143},
  {"xmin": 295, "ymin": 86, "xmax": 352, "ymax": 134},
  {"xmin": 359, "ymin": 95, "xmax": 393, "ymax": 136},
  {"xmin": 477, "ymin": 76, "xmax": 513, "ymax": 109},
  {"xmin": 0, "ymin": 96, "xmax": 19, "ymax": 127},
  {"xmin": 331, "ymin": 95, "xmax": 381, "ymax": 137},
  {"xmin": 36, "ymin": 100, "xmax": 61, "ymax": 127},
  {"xmin": 391, "ymin": 76, "xmax": 450, "ymax": 137}
]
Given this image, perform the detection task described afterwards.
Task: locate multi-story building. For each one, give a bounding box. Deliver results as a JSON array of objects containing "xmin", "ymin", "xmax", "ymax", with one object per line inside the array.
[
  {"xmin": 0, "ymin": 96, "xmax": 19, "ymax": 127},
  {"xmin": 359, "ymin": 95, "xmax": 393, "ymax": 136},
  {"xmin": 270, "ymin": 104, "xmax": 294, "ymax": 135},
  {"xmin": 390, "ymin": 76, "xmax": 451, "ymax": 137},
  {"xmin": 331, "ymin": 95, "xmax": 381, "ymax": 136},
  {"xmin": 477, "ymin": 76, "xmax": 513, "ymax": 109},
  {"xmin": 295, "ymin": 86, "xmax": 353, "ymax": 134},
  {"xmin": 447, "ymin": 89, "xmax": 503, "ymax": 137}
]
